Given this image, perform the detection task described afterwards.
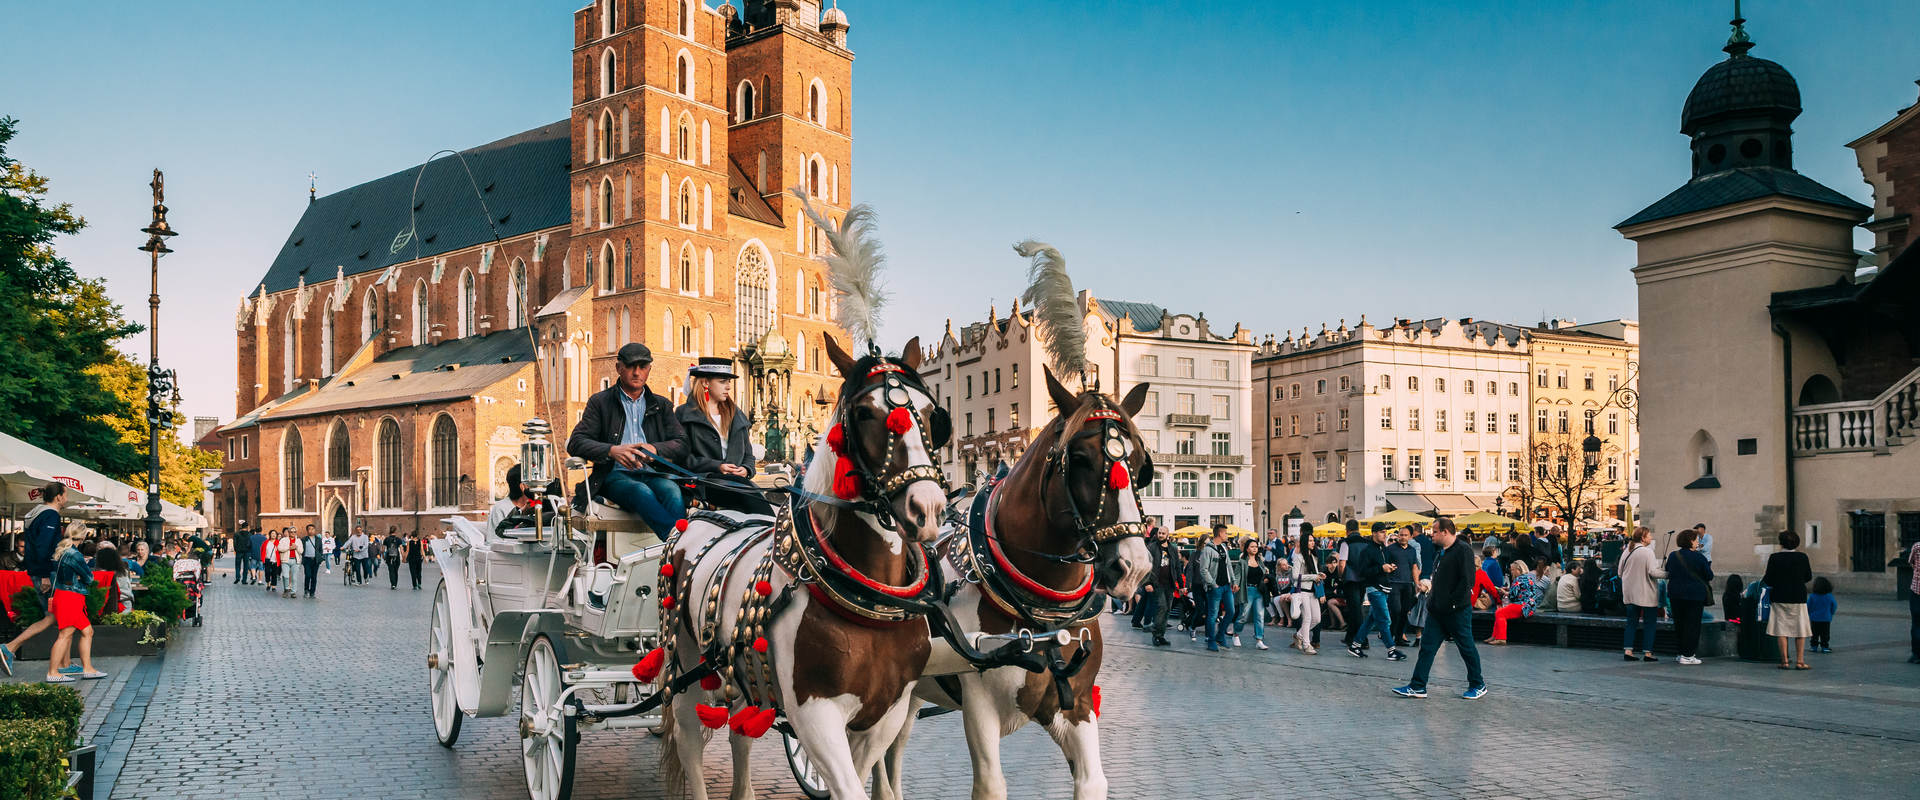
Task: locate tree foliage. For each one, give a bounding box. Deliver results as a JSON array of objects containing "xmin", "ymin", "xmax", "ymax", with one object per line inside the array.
[
  {"xmin": 0, "ymin": 116, "xmax": 145, "ymax": 477},
  {"xmin": 93, "ymin": 353, "xmax": 223, "ymax": 507},
  {"xmin": 1510, "ymin": 428, "xmax": 1622, "ymax": 524}
]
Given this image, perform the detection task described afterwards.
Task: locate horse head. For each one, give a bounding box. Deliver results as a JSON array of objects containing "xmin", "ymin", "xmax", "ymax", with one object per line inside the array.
[
  {"xmin": 1040, "ymin": 366, "xmax": 1154, "ymax": 599},
  {"xmin": 815, "ymin": 334, "xmax": 950, "ymax": 544}
]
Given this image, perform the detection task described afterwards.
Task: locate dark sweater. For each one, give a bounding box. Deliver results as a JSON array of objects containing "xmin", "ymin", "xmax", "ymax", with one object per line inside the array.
[
  {"xmin": 1350, "ymin": 540, "xmax": 1391, "ymax": 590},
  {"xmin": 1428, "ymin": 540, "xmax": 1477, "ymax": 615},
  {"xmin": 1762, "ymin": 550, "xmax": 1812, "ymax": 604},
  {"xmin": 1664, "ymin": 549, "xmax": 1714, "ymax": 603},
  {"xmin": 22, "ymin": 507, "xmax": 61, "ymax": 580}
]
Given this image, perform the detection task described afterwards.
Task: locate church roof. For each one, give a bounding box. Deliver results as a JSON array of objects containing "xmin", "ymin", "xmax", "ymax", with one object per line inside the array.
[
  {"xmin": 257, "ymin": 121, "xmax": 574, "ymax": 296},
  {"xmin": 259, "ymin": 329, "xmax": 536, "ymax": 420},
  {"xmin": 726, "ymin": 157, "xmax": 783, "ymax": 227},
  {"xmin": 1616, "ymin": 166, "xmax": 1867, "ymax": 228},
  {"xmin": 1681, "ymin": 54, "xmax": 1799, "ymax": 135}
]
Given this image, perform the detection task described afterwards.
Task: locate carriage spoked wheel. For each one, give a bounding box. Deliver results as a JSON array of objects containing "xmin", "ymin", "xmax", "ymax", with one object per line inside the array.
[
  {"xmin": 782, "ymin": 729, "xmax": 831, "ymax": 800},
  {"xmin": 428, "ymin": 580, "xmax": 463, "ymax": 747},
  {"xmin": 520, "ymin": 635, "xmax": 577, "ymax": 800}
]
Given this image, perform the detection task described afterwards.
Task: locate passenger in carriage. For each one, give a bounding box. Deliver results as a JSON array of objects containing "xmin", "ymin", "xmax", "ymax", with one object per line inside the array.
[
  {"xmin": 674, "ymin": 357, "xmax": 774, "ymax": 517},
  {"xmin": 486, "ymin": 464, "xmax": 565, "ymax": 537},
  {"xmin": 565, "ymin": 343, "xmax": 691, "ymax": 534}
]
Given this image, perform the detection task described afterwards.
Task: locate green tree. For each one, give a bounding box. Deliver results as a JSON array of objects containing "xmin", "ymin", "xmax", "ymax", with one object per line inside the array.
[
  {"xmin": 0, "ymin": 116, "xmax": 145, "ymax": 477},
  {"xmin": 92, "ymin": 353, "xmax": 222, "ymax": 507}
]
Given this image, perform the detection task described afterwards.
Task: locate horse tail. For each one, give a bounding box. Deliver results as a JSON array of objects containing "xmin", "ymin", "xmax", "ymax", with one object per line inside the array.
[{"xmin": 659, "ymin": 694, "xmax": 687, "ymax": 799}]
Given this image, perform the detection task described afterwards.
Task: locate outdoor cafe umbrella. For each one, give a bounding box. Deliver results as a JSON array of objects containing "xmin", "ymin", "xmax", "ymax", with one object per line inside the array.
[
  {"xmin": 1359, "ymin": 509, "xmax": 1431, "ymax": 527},
  {"xmin": 1169, "ymin": 524, "xmax": 1258, "ymax": 539},
  {"xmin": 1452, "ymin": 510, "xmax": 1527, "ymax": 529},
  {"xmin": 1311, "ymin": 521, "xmax": 1348, "ymax": 538}
]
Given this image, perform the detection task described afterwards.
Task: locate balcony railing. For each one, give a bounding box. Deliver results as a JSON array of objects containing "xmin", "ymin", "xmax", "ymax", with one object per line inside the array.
[
  {"xmin": 1154, "ymin": 451, "xmax": 1246, "ymax": 466},
  {"xmin": 1166, "ymin": 414, "xmax": 1211, "ymax": 427},
  {"xmin": 1792, "ymin": 366, "xmax": 1920, "ymax": 455}
]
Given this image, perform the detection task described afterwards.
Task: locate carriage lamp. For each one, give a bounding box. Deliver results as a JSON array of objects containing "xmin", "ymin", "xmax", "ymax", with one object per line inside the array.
[
  {"xmin": 1582, "ymin": 434, "xmax": 1603, "ymax": 478},
  {"xmin": 521, "ymin": 418, "xmax": 554, "ymax": 488}
]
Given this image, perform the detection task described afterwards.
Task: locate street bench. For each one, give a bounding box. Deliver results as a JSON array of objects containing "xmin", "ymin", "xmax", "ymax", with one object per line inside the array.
[{"xmin": 1470, "ymin": 610, "xmax": 1733, "ymax": 658}]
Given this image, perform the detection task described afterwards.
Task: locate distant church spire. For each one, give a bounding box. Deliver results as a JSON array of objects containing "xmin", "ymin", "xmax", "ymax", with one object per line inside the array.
[
  {"xmin": 308, "ymin": 172, "xmax": 318, "ymax": 204},
  {"xmin": 1724, "ymin": 0, "xmax": 1753, "ymax": 57}
]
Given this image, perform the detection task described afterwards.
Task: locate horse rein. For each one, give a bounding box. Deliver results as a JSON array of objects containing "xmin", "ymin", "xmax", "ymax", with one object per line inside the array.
[{"xmin": 1039, "ymin": 406, "xmax": 1151, "ymax": 552}]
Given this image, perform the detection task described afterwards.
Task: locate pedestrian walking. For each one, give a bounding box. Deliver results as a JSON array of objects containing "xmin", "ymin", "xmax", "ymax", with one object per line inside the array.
[
  {"xmin": 406, "ymin": 532, "xmax": 426, "ymax": 590},
  {"xmin": 300, "ymin": 525, "xmax": 322, "ymax": 598},
  {"xmin": 1288, "ymin": 529, "xmax": 1324, "ymax": 654},
  {"xmin": 1619, "ymin": 527, "xmax": 1667, "ymax": 662},
  {"xmin": 232, "ymin": 521, "xmax": 253, "ymax": 584},
  {"xmin": 1336, "ymin": 519, "xmax": 1368, "ymax": 651},
  {"xmin": 1664, "ymin": 529, "xmax": 1714, "ymax": 665},
  {"xmin": 1, "ymin": 483, "xmax": 71, "ymax": 677},
  {"xmin": 1130, "ymin": 526, "xmax": 1164, "ymax": 633},
  {"xmin": 1197, "ymin": 525, "xmax": 1237, "ymax": 652},
  {"xmin": 1385, "ymin": 527, "xmax": 1421, "ymax": 647},
  {"xmin": 1235, "ymin": 539, "xmax": 1270, "ymax": 650},
  {"xmin": 321, "ymin": 531, "xmax": 336, "ymax": 574},
  {"xmin": 1393, "ymin": 517, "xmax": 1488, "ymax": 700},
  {"xmin": 383, "ymin": 527, "xmax": 404, "ymax": 589},
  {"xmin": 1806, "ymin": 577, "xmax": 1835, "ymax": 654},
  {"xmin": 347, "ymin": 528, "xmax": 370, "ymax": 585},
  {"xmin": 1764, "ymin": 530, "xmax": 1814, "ymax": 670},
  {"xmin": 1348, "ymin": 522, "xmax": 1404, "ymax": 661},
  {"xmin": 44, "ymin": 528, "xmax": 108, "ymax": 683},
  {"xmin": 247, "ymin": 527, "xmax": 267, "ymax": 585}
]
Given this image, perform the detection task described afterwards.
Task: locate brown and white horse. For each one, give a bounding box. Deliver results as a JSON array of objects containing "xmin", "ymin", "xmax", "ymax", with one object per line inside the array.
[
  {"xmin": 898, "ymin": 368, "xmax": 1154, "ymax": 800},
  {"xmin": 657, "ymin": 334, "xmax": 947, "ymax": 800}
]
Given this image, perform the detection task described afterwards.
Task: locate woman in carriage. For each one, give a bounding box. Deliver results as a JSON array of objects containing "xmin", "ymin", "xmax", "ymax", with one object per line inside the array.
[{"xmin": 674, "ymin": 357, "xmax": 773, "ymax": 517}]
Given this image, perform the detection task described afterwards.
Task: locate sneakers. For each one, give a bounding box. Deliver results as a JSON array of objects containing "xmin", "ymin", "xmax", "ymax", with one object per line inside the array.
[
  {"xmin": 1302, "ymin": 644, "xmax": 1318, "ymax": 655},
  {"xmin": 1347, "ymin": 644, "xmax": 1367, "ymax": 658},
  {"xmin": 1231, "ymin": 635, "xmax": 1242, "ymax": 647},
  {"xmin": 1255, "ymin": 639, "xmax": 1269, "ymax": 651},
  {"xmin": 1677, "ymin": 655, "xmax": 1702, "ymax": 665},
  {"xmin": 1189, "ymin": 630, "xmax": 1197, "ymax": 642},
  {"xmin": 1151, "ymin": 637, "xmax": 1170, "ymax": 647},
  {"xmin": 45, "ymin": 674, "xmax": 76, "ymax": 683},
  {"xmin": 58, "ymin": 665, "xmax": 82, "ymax": 675},
  {"xmin": 1391, "ymin": 685, "xmax": 1427, "ymax": 699},
  {"xmin": 1461, "ymin": 685, "xmax": 1489, "ymax": 701},
  {"xmin": 0, "ymin": 644, "xmax": 14, "ymax": 677},
  {"xmin": 1384, "ymin": 648, "xmax": 1407, "ymax": 662},
  {"xmin": 80, "ymin": 670, "xmax": 108, "ymax": 680},
  {"xmin": 1206, "ymin": 643, "xmax": 1220, "ymax": 652}
]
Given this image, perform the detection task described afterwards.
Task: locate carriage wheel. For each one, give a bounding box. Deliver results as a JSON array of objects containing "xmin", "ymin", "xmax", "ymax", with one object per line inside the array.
[
  {"xmin": 428, "ymin": 581, "xmax": 463, "ymax": 747},
  {"xmin": 520, "ymin": 635, "xmax": 577, "ymax": 800},
  {"xmin": 782, "ymin": 730, "xmax": 832, "ymax": 800}
]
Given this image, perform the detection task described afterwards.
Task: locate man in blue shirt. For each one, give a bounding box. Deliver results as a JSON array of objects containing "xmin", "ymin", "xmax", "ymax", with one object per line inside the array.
[
  {"xmin": 1, "ymin": 482, "xmax": 70, "ymax": 676},
  {"xmin": 567, "ymin": 343, "xmax": 690, "ymax": 535}
]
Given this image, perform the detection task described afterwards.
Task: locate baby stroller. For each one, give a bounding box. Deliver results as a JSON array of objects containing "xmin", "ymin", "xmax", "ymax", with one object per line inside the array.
[{"xmin": 172, "ymin": 557, "xmax": 205, "ymax": 627}]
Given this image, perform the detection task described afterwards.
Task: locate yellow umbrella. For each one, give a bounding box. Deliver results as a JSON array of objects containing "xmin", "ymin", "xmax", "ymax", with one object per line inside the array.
[
  {"xmin": 1169, "ymin": 524, "xmax": 1258, "ymax": 539},
  {"xmin": 1453, "ymin": 510, "xmax": 1527, "ymax": 529},
  {"xmin": 1311, "ymin": 522, "xmax": 1348, "ymax": 538},
  {"xmin": 1360, "ymin": 509, "xmax": 1432, "ymax": 527}
]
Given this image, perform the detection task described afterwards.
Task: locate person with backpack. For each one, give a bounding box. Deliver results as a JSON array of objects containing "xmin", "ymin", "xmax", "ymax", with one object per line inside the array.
[
  {"xmin": 382, "ymin": 527, "xmax": 405, "ymax": 590},
  {"xmin": 1618, "ymin": 527, "xmax": 1668, "ymax": 662},
  {"xmin": 1664, "ymin": 529, "xmax": 1714, "ymax": 665}
]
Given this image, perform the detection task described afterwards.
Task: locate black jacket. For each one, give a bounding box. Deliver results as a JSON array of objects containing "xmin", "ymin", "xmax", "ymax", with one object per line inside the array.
[
  {"xmin": 567, "ymin": 385, "xmax": 690, "ymax": 489},
  {"xmin": 1144, "ymin": 539, "xmax": 1178, "ymax": 591},
  {"xmin": 1350, "ymin": 539, "xmax": 1391, "ymax": 590},
  {"xmin": 674, "ymin": 402, "xmax": 756, "ymax": 478},
  {"xmin": 1762, "ymin": 550, "xmax": 1812, "ymax": 604},
  {"xmin": 1428, "ymin": 539, "xmax": 1477, "ymax": 615}
]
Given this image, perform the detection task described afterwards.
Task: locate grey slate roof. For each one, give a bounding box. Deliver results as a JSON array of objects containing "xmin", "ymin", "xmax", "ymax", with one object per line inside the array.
[
  {"xmin": 1682, "ymin": 55, "xmax": 1799, "ymax": 134},
  {"xmin": 260, "ymin": 330, "xmax": 536, "ymax": 420},
  {"xmin": 1098, "ymin": 299, "xmax": 1166, "ymax": 333},
  {"xmin": 255, "ymin": 121, "xmax": 573, "ymax": 295},
  {"xmin": 1617, "ymin": 167, "xmax": 1867, "ymax": 228}
]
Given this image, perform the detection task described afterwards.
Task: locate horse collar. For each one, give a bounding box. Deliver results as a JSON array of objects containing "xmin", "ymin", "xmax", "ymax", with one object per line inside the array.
[{"xmin": 966, "ymin": 483, "xmax": 1100, "ymax": 628}]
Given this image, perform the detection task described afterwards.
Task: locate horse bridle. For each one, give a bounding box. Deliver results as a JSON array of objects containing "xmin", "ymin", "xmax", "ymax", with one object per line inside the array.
[
  {"xmin": 829, "ymin": 361, "xmax": 952, "ymax": 530},
  {"xmin": 1038, "ymin": 405, "xmax": 1152, "ymax": 557}
]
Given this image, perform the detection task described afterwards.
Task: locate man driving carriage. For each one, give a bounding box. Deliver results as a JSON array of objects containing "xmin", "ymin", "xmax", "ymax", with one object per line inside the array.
[{"xmin": 564, "ymin": 342, "xmax": 690, "ymax": 534}]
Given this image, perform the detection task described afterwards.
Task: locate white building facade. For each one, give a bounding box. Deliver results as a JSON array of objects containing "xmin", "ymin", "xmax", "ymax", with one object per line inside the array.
[{"xmin": 1107, "ymin": 302, "xmax": 1255, "ymax": 532}]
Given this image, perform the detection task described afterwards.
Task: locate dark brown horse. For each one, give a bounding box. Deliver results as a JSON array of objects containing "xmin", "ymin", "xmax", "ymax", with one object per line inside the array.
[
  {"xmin": 896, "ymin": 367, "xmax": 1153, "ymax": 800},
  {"xmin": 658, "ymin": 334, "xmax": 948, "ymax": 800}
]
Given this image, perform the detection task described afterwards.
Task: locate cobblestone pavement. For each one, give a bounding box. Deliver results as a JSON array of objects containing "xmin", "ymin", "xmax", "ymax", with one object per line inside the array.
[{"xmin": 104, "ymin": 564, "xmax": 1919, "ymax": 799}]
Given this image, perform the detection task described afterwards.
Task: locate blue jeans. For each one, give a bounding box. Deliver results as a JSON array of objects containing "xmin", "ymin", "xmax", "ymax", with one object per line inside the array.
[
  {"xmin": 1623, "ymin": 604, "xmax": 1659, "ymax": 653},
  {"xmin": 1204, "ymin": 585, "xmax": 1237, "ymax": 647},
  {"xmin": 600, "ymin": 469, "xmax": 687, "ymax": 535},
  {"xmin": 1361, "ymin": 587, "xmax": 1393, "ymax": 649},
  {"xmin": 1235, "ymin": 587, "xmax": 1265, "ymax": 640},
  {"xmin": 1407, "ymin": 606, "xmax": 1484, "ymax": 691}
]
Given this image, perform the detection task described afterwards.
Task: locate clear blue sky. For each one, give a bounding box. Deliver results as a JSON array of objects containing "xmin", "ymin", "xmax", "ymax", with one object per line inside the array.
[{"xmin": 4, "ymin": 1, "xmax": 1916, "ymax": 426}]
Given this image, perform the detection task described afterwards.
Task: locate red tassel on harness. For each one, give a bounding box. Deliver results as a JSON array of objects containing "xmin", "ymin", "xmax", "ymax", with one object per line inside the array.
[
  {"xmin": 728, "ymin": 705, "xmax": 760, "ymax": 734},
  {"xmin": 1091, "ymin": 685, "xmax": 1103, "ymax": 718},
  {"xmin": 700, "ymin": 673, "xmax": 722, "ymax": 691},
  {"xmin": 832, "ymin": 456, "xmax": 862, "ymax": 500},
  {"xmin": 1108, "ymin": 461, "xmax": 1129, "ymax": 490},
  {"xmin": 826, "ymin": 423, "xmax": 847, "ymax": 456},
  {"xmin": 632, "ymin": 648, "xmax": 665, "ymax": 682},
  {"xmin": 885, "ymin": 407, "xmax": 914, "ymax": 435},
  {"xmin": 695, "ymin": 704, "xmax": 728, "ymax": 729},
  {"xmin": 660, "ymin": 595, "xmax": 676, "ymax": 610},
  {"xmin": 741, "ymin": 707, "xmax": 777, "ymax": 738},
  {"xmin": 659, "ymin": 562, "xmax": 675, "ymax": 578},
  {"xmin": 752, "ymin": 636, "xmax": 769, "ymax": 653},
  {"xmin": 674, "ymin": 519, "xmax": 689, "ymax": 533},
  {"xmin": 754, "ymin": 580, "xmax": 773, "ymax": 597}
]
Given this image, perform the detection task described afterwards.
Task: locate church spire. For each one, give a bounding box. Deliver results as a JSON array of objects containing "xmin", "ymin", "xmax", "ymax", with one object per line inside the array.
[{"xmin": 1723, "ymin": 0, "xmax": 1753, "ymax": 58}]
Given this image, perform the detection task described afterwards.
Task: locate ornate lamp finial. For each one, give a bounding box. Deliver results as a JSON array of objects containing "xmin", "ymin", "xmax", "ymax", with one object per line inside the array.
[{"xmin": 1724, "ymin": 0, "xmax": 1753, "ymax": 57}]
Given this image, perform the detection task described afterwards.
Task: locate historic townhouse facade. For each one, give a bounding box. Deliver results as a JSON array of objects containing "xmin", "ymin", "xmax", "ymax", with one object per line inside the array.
[{"xmin": 217, "ymin": 1, "xmax": 858, "ymax": 538}]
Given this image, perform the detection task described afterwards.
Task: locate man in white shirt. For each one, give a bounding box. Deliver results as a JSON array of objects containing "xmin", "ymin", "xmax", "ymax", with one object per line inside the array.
[
  {"xmin": 347, "ymin": 529, "xmax": 370, "ymax": 586},
  {"xmin": 320, "ymin": 532, "xmax": 335, "ymax": 573}
]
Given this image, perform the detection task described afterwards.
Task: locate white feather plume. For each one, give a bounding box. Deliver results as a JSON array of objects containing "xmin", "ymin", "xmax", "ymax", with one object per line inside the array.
[
  {"xmin": 794, "ymin": 190, "xmax": 888, "ymax": 350},
  {"xmin": 1015, "ymin": 240, "xmax": 1087, "ymax": 378}
]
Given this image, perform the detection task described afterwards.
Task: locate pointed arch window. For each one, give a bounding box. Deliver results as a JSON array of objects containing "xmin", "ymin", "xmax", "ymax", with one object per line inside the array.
[
  {"xmin": 736, "ymin": 80, "xmax": 756, "ymax": 122},
  {"xmin": 735, "ymin": 245, "xmax": 769, "ymax": 343},
  {"xmin": 598, "ymin": 111, "xmax": 613, "ymax": 160},
  {"xmin": 283, "ymin": 428, "xmax": 305, "ymax": 510},
  {"xmin": 679, "ymin": 315, "xmax": 695, "ymax": 355},
  {"xmin": 676, "ymin": 114, "xmax": 693, "ymax": 162},
  {"xmin": 677, "ymin": 180, "xmax": 694, "ymax": 226},
  {"xmin": 430, "ymin": 414, "xmax": 459, "ymax": 508},
  {"xmin": 601, "ymin": 242, "xmax": 616, "ymax": 293},
  {"xmin": 320, "ymin": 298, "xmax": 335, "ymax": 376},
  {"xmin": 675, "ymin": 54, "xmax": 690, "ymax": 96},
  {"xmin": 412, "ymin": 279, "xmax": 430, "ymax": 345},
  {"xmin": 506, "ymin": 259, "xmax": 527, "ymax": 329},
  {"xmin": 808, "ymin": 82, "xmax": 822, "ymax": 123},
  {"xmin": 678, "ymin": 244, "xmax": 696, "ymax": 294},
  {"xmin": 600, "ymin": 178, "xmax": 614, "ymax": 226},
  {"xmin": 601, "ymin": 48, "xmax": 616, "ymax": 97},
  {"xmin": 376, "ymin": 418, "xmax": 403, "ymax": 509},
  {"xmin": 458, "ymin": 269, "xmax": 477, "ymax": 338},
  {"xmin": 679, "ymin": 0, "xmax": 693, "ymax": 37},
  {"xmin": 327, "ymin": 420, "xmax": 351, "ymax": 480},
  {"xmin": 361, "ymin": 286, "xmax": 379, "ymax": 343},
  {"xmin": 807, "ymin": 158, "xmax": 820, "ymax": 197}
]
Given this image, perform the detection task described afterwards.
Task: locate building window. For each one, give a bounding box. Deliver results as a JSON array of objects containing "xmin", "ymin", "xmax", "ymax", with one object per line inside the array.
[
  {"xmin": 430, "ymin": 414, "xmax": 458, "ymax": 508},
  {"xmin": 1380, "ymin": 373, "xmax": 1391, "ymax": 391},
  {"xmin": 1464, "ymin": 413, "xmax": 1476, "ymax": 433},
  {"xmin": 241, "ymin": 435, "xmax": 249, "ymax": 460},
  {"xmin": 1176, "ymin": 393, "xmax": 1195, "ymax": 415},
  {"xmin": 506, "ymin": 260, "xmax": 527, "ymax": 329},
  {"xmin": 986, "ymin": 408, "xmax": 996, "ymax": 432},
  {"xmin": 1289, "ymin": 414, "xmax": 1300, "ymax": 436},
  {"xmin": 734, "ymin": 246, "xmax": 769, "ymax": 343},
  {"xmin": 1606, "ymin": 455, "xmax": 1620, "ymax": 482},
  {"xmin": 1434, "ymin": 454, "xmax": 1449, "ymax": 481},
  {"xmin": 1464, "ymin": 455, "xmax": 1478, "ymax": 482},
  {"xmin": 1176, "ymin": 430, "xmax": 1197, "ymax": 455},
  {"xmin": 1408, "ymin": 408, "xmax": 1420, "ymax": 431},
  {"xmin": 326, "ymin": 420, "xmax": 350, "ymax": 481},
  {"xmin": 1583, "ymin": 370, "xmax": 1595, "ymax": 391},
  {"xmin": 1464, "ymin": 379, "xmax": 1475, "ymax": 395},
  {"xmin": 964, "ymin": 376, "xmax": 972, "ymax": 398},
  {"xmin": 1173, "ymin": 471, "xmax": 1199, "ymax": 498},
  {"xmin": 378, "ymin": 414, "xmax": 405, "ymax": 506},
  {"xmin": 601, "ymin": 48, "xmax": 616, "ymax": 97},
  {"xmin": 412, "ymin": 279, "xmax": 430, "ymax": 345},
  {"xmin": 1608, "ymin": 372, "xmax": 1620, "ymax": 392},
  {"xmin": 1407, "ymin": 453, "xmax": 1422, "ymax": 481},
  {"xmin": 1211, "ymin": 359, "xmax": 1229, "ymax": 380},
  {"xmin": 1337, "ymin": 453, "xmax": 1348, "ymax": 481},
  {"xmin": 678, "ymin": 181, "xmax": 694, "ymax": 226},
  {"xmin": 1290, "ymin": 383, "xmax": 1302, "ymax": 399},
  {"xmin": 282, "ymin": 428, "xmax": 305, "ymax": 510},
  {"xmin": 1489, "ymin": 412, "xmax": 1500, "ymax": 433},
  {"xmin": 1380, "ymin": 407, "xmax": 1393, "ymax": 430},
  {"xmin": 678, "ymin": 245, "xmax": 695, "ymax": 292},
  {"xmin": 1556, "ymin": 370, "xmax": 1568, "ymax": 389},
  {"xmin": 598, "ymin": 111, "xmax": 613, "ymax": 160},
  {"xmin": 807, "ymin": 82, "xmax": 823, "ymax": 123},
  {"xmin": 1508, "ymin": 457, "xmax": 1523, "ymax": 484},
  {"xmin": 361, "ymin": 285, "xmax": 380, "ymax": 343},
  {"xmin": 1556, "ymin": 410, "xmax": 1569, "ymax": 433},
  {"xmin": 1338, "ymin": 375, "xmax": 1351, "ymax": 393},
  {"xmin": 1583, "ymin": 409, "xmax": 1596, "ymax": 434},
  {"xmin": 964, "ymin": 412, "xmax": 972, "ymax": 437},
  {"xmin": 1381, "ymin": 452, "xmax": 1395, "ymax": 481},
  {"xmin": 1211, "ymin": 431, "xmax": 1231, "ymax": 456},
  {"xmin": 1140, "ymin": 391, "xmax": 1157, "ymax": 416},
  {"xmin": 1138, "ymin": 354, "xmax": 1158, "ymax": 375},
  {"xmin": 1287, "ymin": 454, "xmax": 1301, "ymax": 484},
  {"xmin": 1270, "ymin": 417, "xmax": 1284, "ymax": 438},
  {"xmin": 1509, "ymin": 413, "xmax": 1520, "ymax": 435},
  {"xmin": 1315, "ymin": 379, "xmax": 1327, "ymax": 395},
  {"xmin": 1313, "ymin": 411, "xmax": 1326, "ymax": 433},
  {"xmin": 676, "ymin": 54, "xmax": 691, "ymax": 96},
  {"xmin": 1555, "ymin": 454, "xmax": 1569, "ymax": 480},
  {"xmin": 459, "ymin": 269, "xmax": 477, "ymax": 337},
  {"xmin": 1435, "ymin": 410, "xmax": 1446, "ymax": 432},
  {"xmin": 1607, "ymin": 412, "xmax": 1619, "ymax": 435},
  {"xmin": 678, "ymin": 0, "xmax": 693, "ymax": 37},
  {"xmin": 1536, "ymin": 368, "xmax": 1548, "ymax": 388},
  {"xmin": 1209, "ymin": 471, "xmax": 1233, "ymax": 498},
  {"xmin": 1509, "ymin": 382, "xmax": 1520, "ymax": 396},
  {"xmin": 1270, "ymin": 457, "xmax": 1285, "ymax": 485},
  {"xmin": 1140, "ymin": 429, "xmax": 1159, "ymax": 452},
  {"xmin": 1408, "ymin": 376, "xmax": 1419, "ymax": 392},
  {"xmin": 1211, "ymin": 395, "xmax": 1229, "ymax": 419},
  {"xmin": 1537, "ymin": 410, "xmax": 1549, "ymax": 433},
  {"xmin": 1009, "ymin": 403, "xmax": 1020, "ymax": 429},
  {"xmin": 1435, "ymin": 377, "xmax": 1446, "ymax": 393},
  {"xmin": 1337, "ymin": 408, "xmax": 1350, "ymax": 431},
  {"xmin": 1011, "ymin": 364, "xmax": 1019, "ymax": 388},
  {"xmin": 1175, "ymin": 357, "xmax": 1195, "ymax": 378},
  {"xmin": 994, "ymin": 368, "xmax": 1002, "ymax": 393},
  {"xmin": 1313, "ymin": 453, "xmax": 1328, "ymax": 482}
]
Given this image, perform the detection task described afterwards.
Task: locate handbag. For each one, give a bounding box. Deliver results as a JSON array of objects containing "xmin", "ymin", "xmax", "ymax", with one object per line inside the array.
[{"xmin": 1407, "ymin": 591, "xmax": 1430, "ymax": 629}]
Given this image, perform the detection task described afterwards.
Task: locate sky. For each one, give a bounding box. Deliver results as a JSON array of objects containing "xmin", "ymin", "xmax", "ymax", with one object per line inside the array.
[{"xmin": 4, "ymin": 0, "xmax": 1917, "ymax": 430}]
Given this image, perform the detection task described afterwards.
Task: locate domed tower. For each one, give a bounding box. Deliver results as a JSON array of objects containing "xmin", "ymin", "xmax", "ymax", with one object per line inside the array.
[{"xmin": 1680, "ymin": 11, "xmax": 1800, "ymax": 177}]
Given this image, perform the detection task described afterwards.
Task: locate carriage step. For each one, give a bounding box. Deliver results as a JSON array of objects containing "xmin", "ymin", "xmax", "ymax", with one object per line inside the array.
[{"xmin": 562, "ymin": 668, "xmax": 648, "ymax": 685}]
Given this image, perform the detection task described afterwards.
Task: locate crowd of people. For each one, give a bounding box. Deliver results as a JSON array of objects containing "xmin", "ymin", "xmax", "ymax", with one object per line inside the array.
[
  {"xmin": 1118, "ymin": 514, "xmax": 1869, "ymax": 695},
  {"xmin": 226, "ymin": 521, "xmax": 429, "ymax": 597}
]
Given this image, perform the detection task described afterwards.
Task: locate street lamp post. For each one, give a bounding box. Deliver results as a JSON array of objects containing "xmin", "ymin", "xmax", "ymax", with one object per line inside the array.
[{"xmin": 137, "ymin": 170, "xmax": 179, "ymax": 548}]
